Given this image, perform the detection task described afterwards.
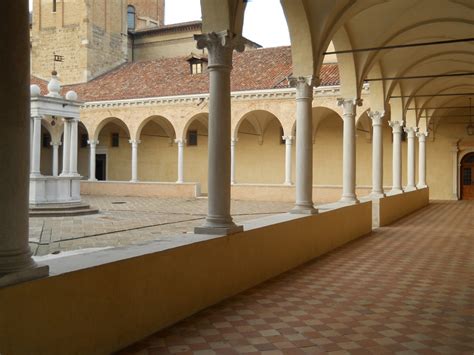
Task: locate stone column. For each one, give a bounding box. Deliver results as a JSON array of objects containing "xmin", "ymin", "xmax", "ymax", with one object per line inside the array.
[
  {"xmin": 30, "ymin": 115, "xmax": 43, "ymax": 177},
  {"xmin": 61, "ymin": 119, "xmax": 71, "ymax": 176},
  {"xmin": 290, "ymin": 77, "xmax": 317, "ymax": 214},
  {"xmin": 231, "ymin": 138, "xmax": 237, "ymax": 184},
  {"xmin": 88, "ymin": 140, "xmax": 98, "ymax": 181},
  {"xmin": 337, "ymin": 98, "xmax": 361, "ymax": 204},
  {"xmin": 51, "ymin": 141, "xmax": 61, "ymax": 177},
  {"xmin": 404, "ymin": 127, "xmax": 418, "ymax": 191},
  {"xmin": 0, "ymin": 0, "xmax": 48, "ymax": 285},
  {"xmin": 389, "ymin": 121, "xmax": 404, "ymax": 194},
  {"xmin": 69, "ymin": 119, "xmax": 79, "ymax": 176},
  {"xmin": 417, "ymin": 132, "xmax": 428, "ymax": 188},
  {"xmin": 368, "ymin": 111, "xmax": 385, "ymax": 198},
  {"xmin": 129, "ymin": 139, "xmax": 140, "ymax": 182},
  {"xmin": 176, "ymin": 139, "xmax": 185, "ymax": 183},
  {"xmin": 194, "ymin": 31, "xmax": 244, "ymax": 235},
  {"xmin": 451, "ymin": 144, "xmax": 459, "ymax": 199},
  {"xmin": 283, "ymin": 135, "xmax": 294, "ymax": 185},
  {"xmin": 30, "ymin": 117, "xmax": 34, "ymax": 172}
]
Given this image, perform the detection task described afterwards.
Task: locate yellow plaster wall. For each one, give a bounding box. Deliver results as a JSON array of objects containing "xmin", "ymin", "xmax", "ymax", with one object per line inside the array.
[
  {"xmin": 138, "ymin": 122, "xmax": 178, "ymax": 182},
  {"xmin": 0, "ymin": 202, "xmax": 372, "ymax": 355},
  {"xmin": 98, "ymin": 123, "xmax": 132, "ymax": 181},
  {"xmin": 314, "ymin": 118, "xmax": 343, "ymax": 185},
  {"xmin": 184, "ymin": 121, "xmax": 209, "ymax": 192},
  {"xmin": 81, "ymin": 181, "xmax": 200, "ymax": 198},
  {"xmin": 235, "ymin": 119, "xmax": 285, "ymax": 184}
]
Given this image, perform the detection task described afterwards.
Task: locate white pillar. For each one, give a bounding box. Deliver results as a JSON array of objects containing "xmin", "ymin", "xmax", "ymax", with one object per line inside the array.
[
  {"xmin": 61, "ymin": 119, "xmax": 71, "ymax": 176},
  {"xmin": 404, "ymin": 127, "xmax": 418, "ymax": 191},
  {"xmin": 69, "ymin": 119, "xmax": 79, "ymax": 176},
  {"xmin": 337, "ymin": 98, "xmax": 361, "ymax": 204},
  {"xmin": 0, "ymin": 0, "xmax": 48, "ymax": 284},
  {"xmin": 417, "ymin": 132, "xmax": 428, "ymax": 188},
  {"xmin": 290, "ymin": 77, "xmax": 317, "ymax": 214},
  {"xmin": 231, "ymin": 138, "xmax": 237, "ymax": 184},
  {"xmin": 129, "ymin": 139, "xmax": 140, "ymax": 182},
  {"xmin": 176, "ymin": 139, "xmax": 185, "ymax": 183},
  {"xmin": 51, "ymin": 141, "xmax": 61, "ymax": 177},
  {"xmin": 368, "ymin": 110, "xmax": 385, "ymax": 198},
  {"xmin": 389, "ymin": 121, "xmax": 404, "ymax": 194},
  {"xmin": 30, "ymin": 117, "xmax": 34, "ymax": 172},
  {"xmin": 88, "ymin": 140, "xmax": 98, "ymax": 181},
  {"xmin": 30, "ymin": 115, "xmax": 43, "ymax": 176},
  {"xmin": 283, "ymin": 135, "xmax": 294, "ymax": 185},
  {"xmin": 451, "ymin": 144, "xmax": 459, "ymax": 200},
  {"xmin": 194, "ymin": 31, "xmax": 244, "ymax": 235}
]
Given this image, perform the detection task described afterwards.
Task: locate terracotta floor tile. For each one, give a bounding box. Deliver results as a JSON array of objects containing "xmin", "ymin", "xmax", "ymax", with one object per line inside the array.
[{"xmin": 117, "ymin": 202, "xmax": 474, "ymax": 355}]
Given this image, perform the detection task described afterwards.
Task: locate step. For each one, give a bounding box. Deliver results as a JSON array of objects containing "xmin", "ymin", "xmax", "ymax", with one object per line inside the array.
[
  {"xmin": 29, "ymin": 207, "xmax": 99, "ymax": 217},
  {"xmin": 29, "ymin": 203, "xmax": 92, "ymax": 212}
]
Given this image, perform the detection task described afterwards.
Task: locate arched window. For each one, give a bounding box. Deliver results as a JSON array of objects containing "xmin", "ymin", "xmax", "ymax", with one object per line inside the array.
[{"xmin": 127, "ymin": 5, "xmax": 136, "ymax": 30}]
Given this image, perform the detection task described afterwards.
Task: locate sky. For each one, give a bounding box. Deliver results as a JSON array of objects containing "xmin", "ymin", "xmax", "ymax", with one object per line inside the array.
[
  {"xmin": 29, "ymin": 0, "xmax": 291, "ymax": 48},
  {"xmin": 165, "ymin": 0, "xmax": 290, "ymax": 47}
]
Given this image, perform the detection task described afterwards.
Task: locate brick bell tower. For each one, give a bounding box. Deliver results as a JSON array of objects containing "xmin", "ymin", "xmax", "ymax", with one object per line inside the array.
[
  {"xmin": 31, "ymin": 0, "xmax": 129, "ymax": 85},
  {"xmin": 127, "ymin": 0, "xmax": 165, "ymax": 29}
]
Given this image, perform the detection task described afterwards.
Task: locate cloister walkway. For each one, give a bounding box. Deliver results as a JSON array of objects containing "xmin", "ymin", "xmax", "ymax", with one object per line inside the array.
[{"xmin": 119, "ymin": 201, "xmax": 474, "ymax": 354}]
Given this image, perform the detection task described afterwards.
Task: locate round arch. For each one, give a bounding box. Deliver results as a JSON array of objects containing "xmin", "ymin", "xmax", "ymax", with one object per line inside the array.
[
  {"xmin": 181, "ymin": 113, "xmax": 209, "ymax": 141},
  {"xmin": 92, "ymin": 117, "xmax": 131, "ymax": 141},
  {"xmin": 135, "ymin": 115, "xmax": 176, "ymax": 142},
  {"xmin": 233, "ymin": 110, "xmax": 284, "ymax": 142}
]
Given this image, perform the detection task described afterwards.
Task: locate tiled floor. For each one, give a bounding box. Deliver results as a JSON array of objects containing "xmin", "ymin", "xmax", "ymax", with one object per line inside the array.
[
  {"xmin": 29, "ymin": 196, "xmax": 293, "ymax": 255},
  {"xmin": 118, "ymin": 201, "xmax": 474, "ymax": 354}
]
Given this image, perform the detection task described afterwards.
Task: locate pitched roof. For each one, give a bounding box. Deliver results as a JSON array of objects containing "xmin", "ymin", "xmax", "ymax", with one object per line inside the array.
[{"xmin": 31, "ymin": 46, "xmax": 339, "ymax": 102}]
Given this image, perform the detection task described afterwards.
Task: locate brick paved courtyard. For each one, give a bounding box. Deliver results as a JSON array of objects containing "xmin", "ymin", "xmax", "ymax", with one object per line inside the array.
[
  {"xmin": 29, "ymin": 196, "xmax": 294, "ymax": 255},
  {"xmin": 118, "ymin": 201, "xmax": 474, "ymax": 354}
]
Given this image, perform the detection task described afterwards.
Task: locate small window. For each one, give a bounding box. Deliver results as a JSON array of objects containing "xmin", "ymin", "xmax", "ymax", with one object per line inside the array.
[
  {"xmin": 111, "ymin": 133, "xmax": 120, "ymax": 147},
  {"xmin": 52, "ymin": 0, "xmax": 57, "ymax": 13},
  {"xmin": 127, "ymin": 5, "xmax": 136, "ymax": 30},
  {"xmin": 191, "ymin": 63, "xmax": 202, "ymax": 75},
  {"xmin": 42, "ymin": 133, "xmax": 52, "ymax": 148},
  {"xmin": 463, "ymin": 168, "xmax": 472, "ymax": 186},
  {"xmin": 187, "ymin": 130, "xmax": 198, "ymax": 146},
  {"xmin": 80, "ymin": 134, "xmax": 88, "ymax": 148}
]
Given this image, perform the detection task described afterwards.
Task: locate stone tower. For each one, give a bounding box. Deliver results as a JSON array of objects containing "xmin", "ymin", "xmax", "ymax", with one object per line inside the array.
[{"xmin": 31, "ymin": 0, "xmax": 129, "ymax": 85}]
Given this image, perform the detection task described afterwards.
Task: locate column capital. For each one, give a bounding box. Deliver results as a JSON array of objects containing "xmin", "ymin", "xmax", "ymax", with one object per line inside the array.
[
  {"xmin": 87, "ymin": 139, "xmax": 99, "ymax": 146},
  {"xmin": 416, "ymin": 131, "xmax": 428, "ymax": 141},
  {"xmin": 403, "ymin": 126, "xmax": 418, "ymax": 137},
  {"xmin": 129, "ymin": 139, "xmax": 141, "ymax": 145},
  {"xmin": 195, "ymin": 31, "xmax": 244, "ymax": 69},
  {"xmin": 50, "ymin": 141, "xmax": 62, "ymax": 147},
  {"xmin": 174, "ymin": 139, "xmax": 186, "ymax": 145},
  {"xmin": 337, "ymin": 98, "xmax": 363, "ymax": 116},
  {"xmin": 282, "ymin": 135, "xmax": 294, "ymax": 143},
  {"xmin": 231, "ymin": 137, "xmax": 238, "ymax": 144},
  {"xmin": 289, "ymin": 76, "xmax": 318, "ymax": 99},
  {"xmin": 368, "ymin": 110, "xmax": 385, "ymax": 126},
  {"xmin": 32, "ymin": 115, "xmax": 43, "ymax": 121},
  {"xmin": 389, "ymin": 120, "xmax": 404, "ymax": 133}
]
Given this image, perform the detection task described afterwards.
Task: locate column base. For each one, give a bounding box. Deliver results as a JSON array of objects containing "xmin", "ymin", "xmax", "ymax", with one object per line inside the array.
[
  {"xmin": 416, "ymin": 184, "xmax": 427, "ymax": 189},
  {"xmin": 194, "ymin": 224, "xmax": 243, "ymax": 236},
  {"xmin": 30, "ymin": 172, "xmax": 43, "ymax": 178},
  {"xmin": 338, "ymin": 196, "xmax": 360, "ymax": 205},
  {"xmin": 283, "ymin": 181, "xmax": 293, "ymax": 186},
  {"xmin": 176, "ymin": 180, "xmax": 184, "ymax": 184},
  {"xmin": 0, "ymin": 264, "xmax": 49, "ymax": 288},
  {"xmin": 388, "ymin": 188, "xmax": 404, "ymax": 195},
  {"xmin": 368, "ymin": 191, "xmax": 386, "ymax": 199},
  {"xmin": 405, "ymin": 186, "xmax": 417, "ymax": 192},
  {"xmin": 88, "ymin": 178, "xmax": 97, "ymax": 182},
  {"xmin": 290, "ymin": 204, "xmax": 318, "ymax": 214},
  {"xmin": 130, "ymin": 179, "xmax": 138, "ymax": 183}
]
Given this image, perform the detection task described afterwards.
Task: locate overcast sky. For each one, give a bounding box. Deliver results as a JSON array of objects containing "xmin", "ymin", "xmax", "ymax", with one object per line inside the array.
[
  {"xmin": 29, "ymin": 0, "xmax": 291, "ymax": 48},
  {"xmin": 165, "ymin": 0, "xmax": 290, "ymax": 47}
]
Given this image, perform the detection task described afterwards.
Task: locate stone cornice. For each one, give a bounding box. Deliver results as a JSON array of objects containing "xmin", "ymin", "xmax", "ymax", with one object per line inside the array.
[{"xmin": 82, "ymin": 85, "xmax": 346, "ymax": 109}]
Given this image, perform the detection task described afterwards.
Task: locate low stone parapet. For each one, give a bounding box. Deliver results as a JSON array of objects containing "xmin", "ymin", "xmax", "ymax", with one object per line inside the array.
[
  {"xmin": 81, "ymin": 180, "xmax": 201, "ymax": 198},
  {"xmin": 231, "ymin": 183, "xmax": 372, "ymax": 203},
  {"xmin": 0, "ymin": 202, "xmax": 372, "ymax": 354},
  {"xmin": 374, "ymin": 187, "xmax": 429, "ymax": 227}
]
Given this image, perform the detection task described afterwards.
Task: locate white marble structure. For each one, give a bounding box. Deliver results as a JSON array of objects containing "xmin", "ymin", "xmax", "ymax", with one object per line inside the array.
[{"xmin": 29, "ymin": 72, "xmax": 82, "ymax": 205}]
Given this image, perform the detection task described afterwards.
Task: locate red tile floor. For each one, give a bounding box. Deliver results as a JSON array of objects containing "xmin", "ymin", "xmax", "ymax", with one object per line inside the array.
[{"xmin": 118, "ymin": 201, "xmax": 474, "ymax": 354}]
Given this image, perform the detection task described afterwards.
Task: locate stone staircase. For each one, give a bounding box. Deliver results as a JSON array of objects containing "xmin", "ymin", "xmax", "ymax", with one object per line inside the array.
[{"xmin": 29, "ymin": 203, "xmax": 99, "ymax": 217}]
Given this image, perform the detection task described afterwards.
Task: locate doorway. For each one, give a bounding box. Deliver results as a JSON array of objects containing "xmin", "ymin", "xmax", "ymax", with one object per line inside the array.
[
  {"xmin": 461, "ymin": 153, "xmax": 474, "ymax": 200},
  {"xmin": 96, "ymin": 154, "xmax": 107, "ymax": 181}
]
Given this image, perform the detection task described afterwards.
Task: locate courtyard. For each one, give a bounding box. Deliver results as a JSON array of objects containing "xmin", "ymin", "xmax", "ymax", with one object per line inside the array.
[{"xmin": 29, "ymin": 196, "xmax": 294, "ymax": 256}]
